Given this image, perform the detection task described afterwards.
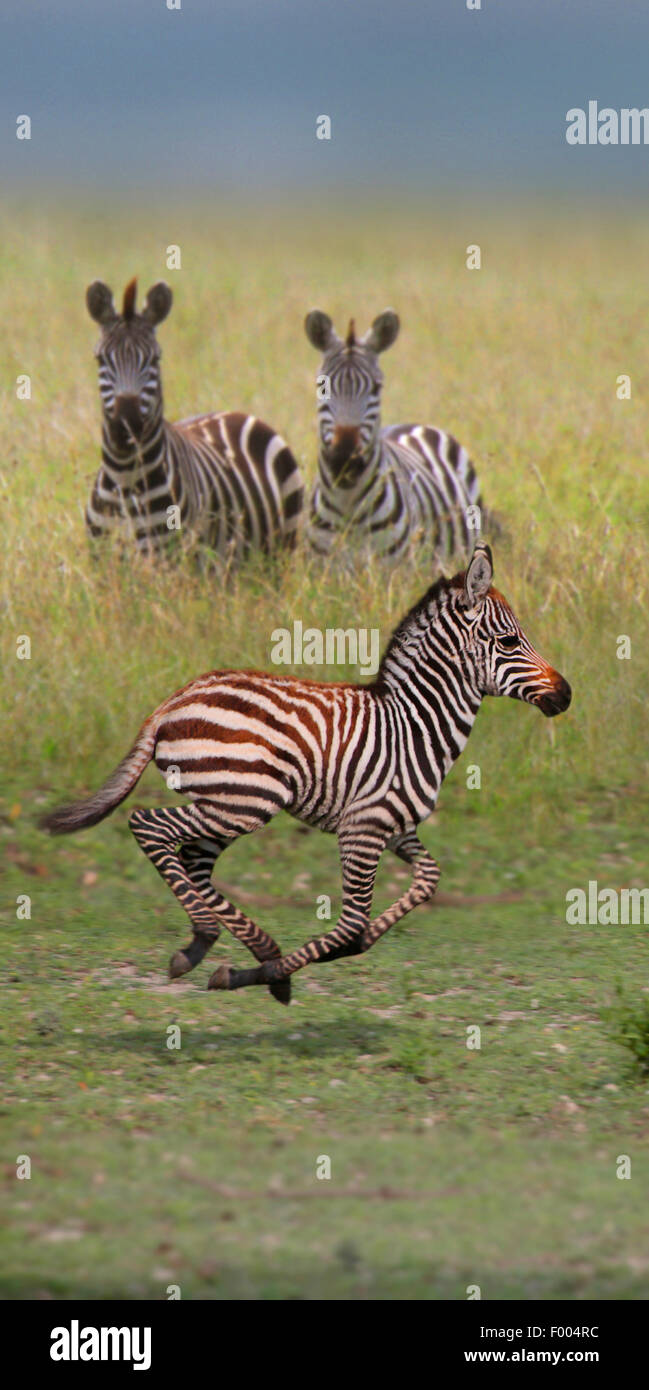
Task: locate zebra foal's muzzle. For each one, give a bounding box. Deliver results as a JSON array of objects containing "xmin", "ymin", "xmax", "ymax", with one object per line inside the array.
[{"xmin": 535, "ymin": 674, "xmax": 572, "ymax": 718}]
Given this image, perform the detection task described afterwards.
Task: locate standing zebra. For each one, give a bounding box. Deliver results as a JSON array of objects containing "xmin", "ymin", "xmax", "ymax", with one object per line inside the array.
[
  {"xmin": 41, "ymin": 543, "xmax": 570, "ymax": 1005},
  {"xmin": 85, "ymin": 278, "xmax": 303, "ymax": 561},
  {"xmin": 305, "ymin": 308, "xmax": 486, "ymax": 562}
]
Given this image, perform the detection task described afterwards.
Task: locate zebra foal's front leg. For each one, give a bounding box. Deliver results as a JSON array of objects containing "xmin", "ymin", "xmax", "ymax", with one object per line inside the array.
[
  {"xmin": 362, "ymin": 830, "xmax": 440, "ymax": 950},
  {"xmin": 209, "ymin": 826, "xmax": 386, "ymax": 994}
]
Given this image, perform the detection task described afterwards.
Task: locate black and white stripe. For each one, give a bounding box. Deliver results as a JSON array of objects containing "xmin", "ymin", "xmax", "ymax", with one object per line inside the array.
[
  {"xmin": 42, "ymin": 543, "xmax": 570, "ymax": 1004},
  {"xmin": 305, "ymin": 308, "xmax": 485, "ymax": 562},
  {"xmin": 85, "ymin": 279, "xmax": 303, "ymax": 561}
]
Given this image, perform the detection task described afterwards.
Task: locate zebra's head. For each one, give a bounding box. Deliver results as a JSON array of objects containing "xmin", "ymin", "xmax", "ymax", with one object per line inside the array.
[
  {"xmin": 305, "ymin": 308, "xmax": 400, "ymax": 486},
  {"xmin": 87, "ymin": 278, "xmax": 172, "ymax": 446},
  {"xmin": 456, "ymin": 543, "xmax": 571, "ymax": 716}
]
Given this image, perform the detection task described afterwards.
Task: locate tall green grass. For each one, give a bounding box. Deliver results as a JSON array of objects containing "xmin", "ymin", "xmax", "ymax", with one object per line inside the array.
[
  {"xmin": 1, "ymin": 199, "xmax": 647, "ymax": 816},
  {"xmin": 2, "ymin": 200, "xmax": 649, "ymax": 1300}
]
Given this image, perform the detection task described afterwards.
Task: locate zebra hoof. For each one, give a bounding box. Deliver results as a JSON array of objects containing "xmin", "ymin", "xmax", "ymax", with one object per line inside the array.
[
  {"xmin": 269, "ymin": 979, "xmax": 292, "ymax": 1006},
  {"xmin": 169, "ymin": 950, "xmax": 193, "ymax": 979},
  {"xmin": 208, "ymin": 963, "xmax": 232, "ymax": 991}
]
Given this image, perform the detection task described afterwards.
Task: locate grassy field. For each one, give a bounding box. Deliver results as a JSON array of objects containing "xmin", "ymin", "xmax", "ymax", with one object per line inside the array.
[{"xmin": 1, "ymin": 197, "xmax": 649, "ymax": 1299}]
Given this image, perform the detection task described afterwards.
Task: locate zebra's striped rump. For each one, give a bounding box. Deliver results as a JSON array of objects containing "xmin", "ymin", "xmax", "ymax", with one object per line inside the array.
[
  {"xmin": 152, "ymin": 670, "xmax": 377, "ymax": 834},
  {"xmin": 41, "ymin": 543, "xmax": 570, "ymax": 1003}
]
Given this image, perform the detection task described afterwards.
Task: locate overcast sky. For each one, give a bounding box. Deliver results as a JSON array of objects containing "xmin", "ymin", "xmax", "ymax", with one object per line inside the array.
[{"xmin": 2, "ymin": 0, "xmax": 648, "ymax": 196}]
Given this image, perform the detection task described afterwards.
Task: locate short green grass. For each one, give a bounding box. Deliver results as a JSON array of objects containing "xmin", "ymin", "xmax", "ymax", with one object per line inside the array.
[{"xmin": 1, "ymin": 198, "xmax": 648, "ymax": 1299}]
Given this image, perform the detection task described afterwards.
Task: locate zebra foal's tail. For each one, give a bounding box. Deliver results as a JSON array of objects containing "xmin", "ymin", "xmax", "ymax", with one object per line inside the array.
[{"xmin": 40, "ymin": 717, "xmax": 158, "ymax": 835}]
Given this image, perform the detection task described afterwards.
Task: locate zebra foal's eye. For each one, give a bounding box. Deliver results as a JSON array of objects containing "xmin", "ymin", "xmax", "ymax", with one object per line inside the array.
[{"xmin": 497, "ymin": 634, "xmax": 519, "ymax": 650}]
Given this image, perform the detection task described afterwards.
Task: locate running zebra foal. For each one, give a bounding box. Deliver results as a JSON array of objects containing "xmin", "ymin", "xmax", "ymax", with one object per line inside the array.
[
  {"xmin": 42, "ymin": 543, "xmax": 570, "ymax": 1006},
  {"xmin": 305, "ymin": 308, "xmax": 487, "ymax": 561},
  {"xmin": 85, "ymin": 278, "xmax": 303, "ymax": 562}
]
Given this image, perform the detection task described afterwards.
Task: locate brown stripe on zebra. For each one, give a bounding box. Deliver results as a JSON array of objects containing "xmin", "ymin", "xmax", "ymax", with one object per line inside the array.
[{"xmin": 41, "ymin": 543, "xmax": 570, "ymax": 1006}]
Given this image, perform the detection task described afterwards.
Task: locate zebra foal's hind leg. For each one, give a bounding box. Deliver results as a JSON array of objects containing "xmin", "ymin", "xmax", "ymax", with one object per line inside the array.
[
  {"xmin": 169, "ymin": 838, "xmax": 226, "ymax": 976},
  {"xmin": 128, "ymin": 804, "xmax": 291, "ymax": 1004}
]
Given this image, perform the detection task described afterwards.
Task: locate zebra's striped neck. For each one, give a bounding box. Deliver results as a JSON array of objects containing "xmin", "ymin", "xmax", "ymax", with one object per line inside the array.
[
  {"xmin": 374, "ymin": 577, "xmax": 483, "ymax": 775},
  {"xmin": 316, "ymin": 435, "xmax": 384, "ymax": 501},
  {"xmin": 101, "ymin": 400, "xmax": 166, "ymax": 479}
]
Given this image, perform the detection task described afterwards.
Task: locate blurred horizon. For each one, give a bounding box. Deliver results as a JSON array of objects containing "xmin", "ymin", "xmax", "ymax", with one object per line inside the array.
[{"xmin": 2, "ymin": 0, "xmax": 649, "ymax": 203}]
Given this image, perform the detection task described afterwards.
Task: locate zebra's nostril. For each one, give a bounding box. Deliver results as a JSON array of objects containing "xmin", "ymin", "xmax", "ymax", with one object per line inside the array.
[{"xmin": 538, "ymin": 676, "xmax": 571, "ymax": 717}]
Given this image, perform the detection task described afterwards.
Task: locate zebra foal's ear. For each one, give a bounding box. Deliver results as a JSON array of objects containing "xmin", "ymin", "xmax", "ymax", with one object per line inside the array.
[
  {"xmin": 86, "ymin": 281, "xmax": 117, "ymax": 325},
  {"xmin": 464, "ymin": 542, "xmax": 493, "ymax": 609},
  {"xmin": 305, "ymin": 310, "xmax": 338, "ymax": 351},
  {"xmin": 142, "ymin": 283, "xmax": 173, "ymax": 326},
  {"xmin": 363, "ymin": 310, "xmax": 400, "ymax": 354}
]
